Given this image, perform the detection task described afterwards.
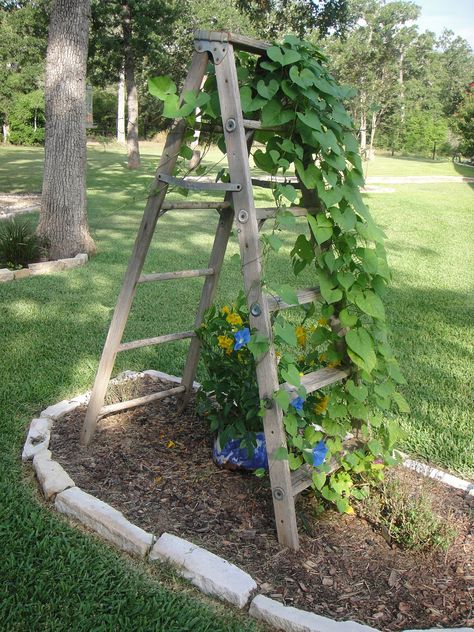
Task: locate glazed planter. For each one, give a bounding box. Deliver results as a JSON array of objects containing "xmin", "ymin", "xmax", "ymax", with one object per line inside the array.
[{"xmin": 213, "ymin": 432, "xmax": 268, "ymax": 471}]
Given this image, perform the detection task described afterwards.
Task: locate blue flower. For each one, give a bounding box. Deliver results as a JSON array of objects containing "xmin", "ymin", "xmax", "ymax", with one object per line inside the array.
[
  {"xmin": 234, "ymin": 327, "xmax": 250, "ymax": 351},
  {"xmin": 290, "ymin": 396, "xmax": 305, "ymax": 413},
  {"xmin": 312, "ymin": 440, "xmax": 328, "ymax": 467}
]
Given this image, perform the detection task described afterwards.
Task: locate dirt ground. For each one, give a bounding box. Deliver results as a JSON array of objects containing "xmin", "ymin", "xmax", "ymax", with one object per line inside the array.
[
  {"xmin": 0, "ymin": 193, "xmax": 41, "ymax": 219},
  {"xmin": 50, "ymin": 375, "xmax": 474, "ymax": 632}
]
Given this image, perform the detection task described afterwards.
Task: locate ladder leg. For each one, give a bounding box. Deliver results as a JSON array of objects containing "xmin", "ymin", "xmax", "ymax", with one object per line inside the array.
[
  {"xmin": 215, "ymin": 46, "xmax": 300, "ymax": 550},
  {"xmin": 80, "ymin": 51, "xmax": 208, "ymax": 446}
]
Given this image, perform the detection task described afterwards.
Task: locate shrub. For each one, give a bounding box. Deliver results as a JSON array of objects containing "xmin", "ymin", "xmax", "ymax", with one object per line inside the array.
[
  {"xmin": 0, "ymin": 218, "xmax": 45, "ymax": 268},
  {"xmin": 359, "ymin": 477, "xmax": 457, "ymax": 551}
]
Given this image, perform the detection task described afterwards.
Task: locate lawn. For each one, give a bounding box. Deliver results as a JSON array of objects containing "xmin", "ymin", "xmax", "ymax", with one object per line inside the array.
[{"xmin": 0, "ymin": 143, "xmax": 473, "ymax": 629}]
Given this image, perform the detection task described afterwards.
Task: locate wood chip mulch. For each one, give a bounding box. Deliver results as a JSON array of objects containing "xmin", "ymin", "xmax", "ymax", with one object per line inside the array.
[{"xmin": 50, "ymin": 375, "xmax": 474, "ymax": 632}]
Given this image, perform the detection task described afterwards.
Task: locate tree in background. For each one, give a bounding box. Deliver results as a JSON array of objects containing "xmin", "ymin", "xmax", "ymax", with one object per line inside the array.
[
  {"xmin": 455, "ymin": 87, "xmax": 474, "ymax": 159},
  {"xmin": 0, "ymin": 1, "xmax": 48, "ymax": 143},
  {"xmin": 89, "ymin": 0, "xmax": 183, "ymax": 168},
  {"xmin": 37, "ymin": 0, "xmax": 96, "ymax": 258}
]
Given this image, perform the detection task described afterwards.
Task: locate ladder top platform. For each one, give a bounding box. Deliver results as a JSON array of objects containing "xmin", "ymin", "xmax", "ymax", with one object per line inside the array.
[{"xmin": 194, "ymin": 30, "xmax": 271, "ymax": 54}]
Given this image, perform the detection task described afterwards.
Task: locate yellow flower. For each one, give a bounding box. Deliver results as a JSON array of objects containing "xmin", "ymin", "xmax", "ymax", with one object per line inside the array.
[
  {"xmin": 221, "ymin": 306, "xmax": 231, "ymax": 315},
  {"xmin": 217, "ymin": 335, "xmax": 234, "ymax": 352},
  {"xmin": 296, "ymin": 325, "xmax": 307, "ymax": 346},
  {"xmin": 314, "ymin": 395, "xmax": 330, "ymax": 415},
  {"xmin": 226, "ymin": 312, "xmax": 243, "ymax": 326},
  {"xmin": 318, "ymin": 317, "xmax": 328, "ymax": 326}
]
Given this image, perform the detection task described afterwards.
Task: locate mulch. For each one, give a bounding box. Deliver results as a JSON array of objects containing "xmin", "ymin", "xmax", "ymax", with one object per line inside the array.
[{"xmin": 50, "ymin": 375, "xmax": 474, "ymax": 632}]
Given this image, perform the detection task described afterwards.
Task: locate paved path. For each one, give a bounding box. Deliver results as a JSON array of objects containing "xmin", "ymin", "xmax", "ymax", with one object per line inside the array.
[{"xmin": 366, "ymin": 175, "xmax": 474, "ymax": 184}]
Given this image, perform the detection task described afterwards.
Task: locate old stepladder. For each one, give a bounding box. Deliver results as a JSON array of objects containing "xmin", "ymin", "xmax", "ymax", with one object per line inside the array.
[{"xmin": 80, "ymin": 30, "xmax": 348, "ymax": 550}]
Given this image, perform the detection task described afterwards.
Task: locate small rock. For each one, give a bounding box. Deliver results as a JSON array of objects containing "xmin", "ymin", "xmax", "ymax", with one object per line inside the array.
[
  {"xmin": 0, "ymin": 268, "xmax": 14, "ymax": 283},
  {"xmin": 28, "ymin": 260, "xmax": 65, "ymax": 275},
  {"xmin": 322, "ymin": 577, "xmax": 334, "ymax": 586},
  {"xmin": 14, "ymin": 268, "xmax": 32, "ymax": 280}
]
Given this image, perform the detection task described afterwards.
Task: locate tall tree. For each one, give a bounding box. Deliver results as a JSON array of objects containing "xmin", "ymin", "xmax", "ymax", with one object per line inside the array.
[
  {"xmin": 37, "ymin": 0, "xmax": 96, "ymax": 258},
  {"xmin": 89, "ymin": 0, "xmax": 183, "ymax": 168}
]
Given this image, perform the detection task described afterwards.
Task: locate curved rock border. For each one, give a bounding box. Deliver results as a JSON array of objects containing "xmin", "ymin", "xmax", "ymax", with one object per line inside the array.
[
  {"xmin": 0, "ymin": 254, "xmax": 88, "ymax": 283},
  {"xmin": 23, "ymin": 369, "xmax": 474, "ymax": 632}
]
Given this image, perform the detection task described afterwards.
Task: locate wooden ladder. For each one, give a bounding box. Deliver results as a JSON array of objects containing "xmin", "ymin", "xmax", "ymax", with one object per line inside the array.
[{"xmin": 80, "ymin": 30, "xmax": 348, "ymax": 550}]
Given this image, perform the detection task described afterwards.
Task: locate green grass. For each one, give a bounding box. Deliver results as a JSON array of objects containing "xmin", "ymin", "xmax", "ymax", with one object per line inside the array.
[{"xmin": 0, "ymin": 142, "xmax": 473, "ymax": 628}]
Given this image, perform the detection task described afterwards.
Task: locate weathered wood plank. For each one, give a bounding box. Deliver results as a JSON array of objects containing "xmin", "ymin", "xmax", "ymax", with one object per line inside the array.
[
  {"xmin": 118, "ymin": 331, "xmax": 195, "ymax": 352},
  {"xmin": 215, "ymin": 44, "xmax": 300, "ymax": 550},
  {"xmin": 138, "ymin": 268, "xmax": 214, "ymax": 283},
  {"xmin": 228, "ymin": 32, "xmax": 270, "ymax": 54},
  {"xmin": 161, "ymin": 201, "xmax": 231, "ymax": 211},
  {"xmin": 282, "ymin": 367, "xmax": 349, "ymax": 396},
  {"xmin": 266, "ymin": 287, "xmax": 321, "ymax": 312},
  {"xmin": 99, "ymin": 386, "xmax": 186, "ymax": 417}
]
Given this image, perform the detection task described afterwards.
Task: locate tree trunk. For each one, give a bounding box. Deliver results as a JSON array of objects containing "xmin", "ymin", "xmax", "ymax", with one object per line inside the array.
[
  {"xmin": 2, "ymin": 123, "xmax": 9, "ymax": 143},
  {"xmin": 399, "ymin": 48, "xmax": 405, "ymax": 125},
  {"xmin": 122, "ymin": 1, "xmax": 140, "ymax": 169},
  {"xmin": 37, "ymin": 0, "xmax": 95, "ymax": 259},
  {"xmin": 360, "ymin": 109, "xmax": 367, "ymax": 155},
  {"xmin": 117, "ymin": 69, "xmax": 126, "ymax": 144}
]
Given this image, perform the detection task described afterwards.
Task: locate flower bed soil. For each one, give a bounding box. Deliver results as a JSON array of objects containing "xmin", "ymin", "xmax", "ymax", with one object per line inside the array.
[{"xmin": 50, "ymin": 375, "xmax": 474, "ymax": 632}]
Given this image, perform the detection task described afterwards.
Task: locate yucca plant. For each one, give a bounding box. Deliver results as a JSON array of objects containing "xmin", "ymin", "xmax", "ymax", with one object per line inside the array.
[{"xmin": 0, "ymin": 218, "xmax": 45, "ymax": 269}]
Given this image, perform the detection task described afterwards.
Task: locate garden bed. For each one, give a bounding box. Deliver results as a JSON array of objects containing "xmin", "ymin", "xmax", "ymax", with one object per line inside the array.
[{"xmin": 50, "ymin": 375, "xmax": 474, "ymax": 632}]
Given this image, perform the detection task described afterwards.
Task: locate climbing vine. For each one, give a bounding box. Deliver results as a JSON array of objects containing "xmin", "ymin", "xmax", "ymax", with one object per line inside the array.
[{"xmin": 149, "ymin": 35, "xmax": 409, "ymax": 513}]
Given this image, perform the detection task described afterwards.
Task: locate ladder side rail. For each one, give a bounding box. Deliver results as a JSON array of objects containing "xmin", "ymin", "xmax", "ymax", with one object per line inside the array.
[
  {"xmin": 214, "ymin": 44, "xmax": 300, "ymax": 550},
  {"xmin": 80, "ymin": 51, "xmax": 208, "ymax": 446}
]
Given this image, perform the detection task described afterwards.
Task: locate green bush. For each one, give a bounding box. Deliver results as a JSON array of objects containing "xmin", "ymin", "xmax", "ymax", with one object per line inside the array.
[
  {"xmin": 0, "ymin": 218, "xmax": 45, "ymax": 268},
  {"xmin": 8, "ymin": 125, "xmax": 45, "ymax": 146},
  {"xmin": 359, "ymin": 477, "xmax": 457, "ymax": 551}
]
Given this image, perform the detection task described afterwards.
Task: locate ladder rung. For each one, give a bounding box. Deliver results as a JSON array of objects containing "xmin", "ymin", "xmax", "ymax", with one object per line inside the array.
[
  {"xmin": 282, "ymin": 367, "xmax": 349, "ymax": 396},
  {"xmin": 252, "ymin": 177, "xmax": 301, "ymax": 190},
  {"xmin": 138, "ymin": 268, "xmax": 214, "ymax": 283},
  {"xmin": 256, "ymin": 206, "xmax": 315, "ymax": 221},
  {"xmin": 161, "ymin": 201, "xmax": 232, "ymax": 211},
  {"xmin": 158, "ymin": 173, "xmax": 241, "ymax": 192},
  {"xmin": 100, "ymin": 385, "xmax": 186, "ymax": 417},
  {"xmin": 118, "ymin": 331, "xmax": 195, "ymax": 352},
  {"xmin": 267, "ymin": 287, "xmax": 321, "ymax": 312},
  {"xmin": 242, "ymin": 119, "xmax": 289, "ymax": 132}
]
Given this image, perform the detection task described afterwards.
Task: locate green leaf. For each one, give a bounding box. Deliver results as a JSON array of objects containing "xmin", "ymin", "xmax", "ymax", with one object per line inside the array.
[
  {"xmin": 345, "ymin": 328, "xmax": 377, "ymax": 373},
  {"xmin": 289, "ymin": 65, "xmax": 313, "ymax": 89},
  {"xmin": 281, "ymin": 364, "xmax": 301, "ymax": 387},
  {"xmin": 247, "ymin": 333, "xmax": 270, "ymax": 360},
  {"xmin": 330, "ymin": 206, "xmax": 356, "ymax": 232},
  {"xmin": 162, "ymin": 93, "xmax": 180, "ymax": 118},
  {"xmin": 274, "ymin": 319, "xmax": 297, "ymax": 346},
  {"xmin": 274, "ymin": 388, "xmax": 290, "ymax": 412},
  {"xmin": 267, "ymin": 45, "xmax": 301, "ymax": 66},
  {"xmin": 265, "ymin": 234, "xmax": 283, "ymax": 252},
  {"xmin": 319, "ymin": 273, "xmax": 343, "ymax": 304},
  {"xmin": 392, "ymin": 391, "xmax": 410, "ymax": 413},
  {"xmin": 276, "ymin": 284, "xmax": 299, "ymax": 306},
  {"xmin": 257, "ymin": 79, "xmax": 279, "ymax": 100},
  {"xmin": 312, "ymin": 470, "xmax": 326, "ymax": 490},
  {"xmin": 284, "ymin": 413, "xmax": 298, "ymax": 437},
  {"xmin": 346, "ymin": 380, "xmax": 368, "ymax": 402},
  {"xmin": 254, "ymin": 468, "xmax": 266, "ymax": 478},
  {"xmin": 336, "ymin": 271, "xmax": 356, "ymax": 290},
  {"xmin": 276, "ymin": 210, "xmax": 297, "ymax": 229},
  {"xmin": 295, "ymin": 160, "xmax": 321, "ymax": 190},
  {"xmin": 354, "ymin": 290, "xmax": 386, "ymax": 321},
  {"xmin": 307, "ymin": 214, "xmax": 333, "ymax": 245},
  {"xmin": 179, "ymin": 145, "xmax": 193, "ymax": 160},
  {"xmin": 291, "ymin": 234, "xmax": 314, "ymax": 264},
  {"xmin": 279, "ymin": 184, "xmax": 297, "ymax": 203},
  {"xmin": 339, "ymin": 308, "xmax": 358, "ymax": 328},
  {"xmin": 253, "ymin": 149, "xmax": 277, "ymax": 174},
  {"xmin": 273, "ymin": 446, "xmax": 289, "ymax": 460},
  {"xmin": 288, "ymin": 453, "xmax": 303, "ymax": 470},
  {"xmin": 148, "ymin": 76, "xmax": 176, "ymax": 100},
  {"xmin": 296, "ymin": 111, "xmax": 322, "ymax": 132}
]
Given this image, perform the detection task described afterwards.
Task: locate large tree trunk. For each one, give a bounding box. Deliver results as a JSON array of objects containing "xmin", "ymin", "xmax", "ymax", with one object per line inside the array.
[
  {"xmin": 37, "ymin": 0, "xmax": 95, "ymax": 259},
  {"xmin": 117, "ymin": 69, "xmax": 126, "ymax": 144},
  {"xmin": 122, "ymin": 1, "xmax": 140, "ymax": 169}
]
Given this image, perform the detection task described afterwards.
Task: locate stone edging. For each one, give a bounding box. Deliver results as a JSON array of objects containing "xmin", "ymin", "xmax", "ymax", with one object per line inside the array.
[
  {"xmin": 22, "ymin": 369, "xmax": 474, "ymax": 632},
  {"xmin": 0, "ymin": 253, "xmax": 88, "ymax": 283}
]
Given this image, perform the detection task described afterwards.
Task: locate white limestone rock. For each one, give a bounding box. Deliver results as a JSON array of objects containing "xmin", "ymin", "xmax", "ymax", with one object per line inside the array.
[
  {"xmin": 33, "ymin": 450, "xmax": 75, "ymax": 499},
  {"xmin": 55, "ymin": 487, "xmax": 153, "ymax": 557},
  {"xmin": 249, "ymin": 595, "xmax": 380, "ymax": 632},
  {"xmin": 59, "ymin": 257, "xmax": 85, "ymax": 270},
  {"xmin": 404, "ymin": 629, "xmax": 474, "ymax": 632},
  {"xmin": 28, "ymin": 260, "xmax": 65, "ymax": 275},
  {"xmin": 403, "ymin": 458, "xmax": 474, "ymax": 496},
  {"xmin": 41, "ymin": 399, "xmax": 81, "ymax": 420},
  {"xmin": 74, "ymin": 253, "xmax": 88, "ymax": 263},
  {"xmin": 22, "ymin": 417, "xmax": 52, "ymax": 461},
  {"xmin": 0, "ymin": 268, "xmax": 14, "ymax": 282},
  {"xmin": 143, "ymin": 369, "xmax": 201, "ymax": 391},
  {"xmin": 150, "ymin": 533, "xmax": 256, "ymax": 608}
]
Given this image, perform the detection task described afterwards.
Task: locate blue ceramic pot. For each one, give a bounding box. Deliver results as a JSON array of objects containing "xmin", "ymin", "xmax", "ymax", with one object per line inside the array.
[{"xmin": 213, "ymin": 432, "xmax": 268, "ymax": 471}]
